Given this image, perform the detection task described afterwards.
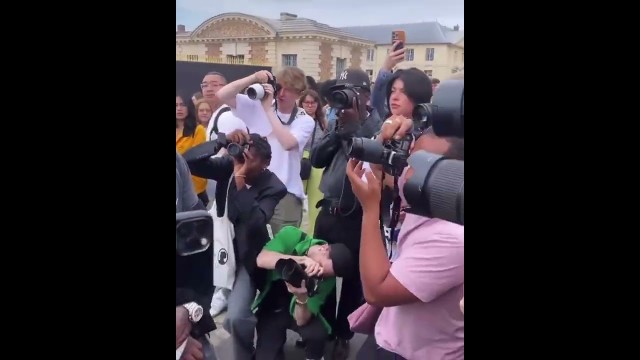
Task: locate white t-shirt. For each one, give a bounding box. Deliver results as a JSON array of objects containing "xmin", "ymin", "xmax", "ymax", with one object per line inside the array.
[
  {"xmin": 206, "ymin": 104, "xmax": 248, "ymax": 141},
  {"xmin": 232, "ymin": 94, "xmax": 315, "ymax": 200}
]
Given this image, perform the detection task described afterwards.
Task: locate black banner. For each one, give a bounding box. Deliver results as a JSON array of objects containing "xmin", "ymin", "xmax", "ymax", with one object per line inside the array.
[{"xmin": 176, "ymin": 61, "xmax": 272, "ymax": 95}]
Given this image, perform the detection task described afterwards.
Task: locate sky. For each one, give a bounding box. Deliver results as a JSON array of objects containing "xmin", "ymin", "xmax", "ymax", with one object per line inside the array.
[{"xmin": 176, "ymin": 0, "xmax": 464, "ymax": 30}]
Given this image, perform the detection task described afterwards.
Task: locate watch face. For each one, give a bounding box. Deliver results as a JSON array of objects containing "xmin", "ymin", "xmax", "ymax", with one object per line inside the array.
[{"xmin": 193, "ymin": 306, "xmax": 203, "ymax": 321}]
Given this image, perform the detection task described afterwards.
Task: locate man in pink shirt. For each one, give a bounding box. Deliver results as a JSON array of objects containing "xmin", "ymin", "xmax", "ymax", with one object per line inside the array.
[{"xmin": 346, "ymin": 125, "xmax": 464, "ymax": 360}]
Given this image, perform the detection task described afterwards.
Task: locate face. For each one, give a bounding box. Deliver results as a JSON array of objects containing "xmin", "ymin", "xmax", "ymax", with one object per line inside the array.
[
  {"xmin": 201, "ymin": 74, "xmax": 226, "ymax": 101},
  {"xmin": 276, "ymin": 82, "xmax": 300, "ymax": 109},
  {"xmin": 301, "ymin": 95, "xmax": 318, "ymax": 117},
  {"xmin": 197, "ymin": 103, "xmax": 212, "ymax": 124},
  {"xmin": 244, "ymin": 146, "xmax": 270, "ymax": 179},
  {"xmin": 176, "ymin": 96, "xmax": 188, "ymax": 120},
  {"xmin": 389, "ymin": 79, "xmax": 414, "ymax": 118},
  {"xmin": 307, "ymin": 243, "xmax": 335, "ymax": 276}
]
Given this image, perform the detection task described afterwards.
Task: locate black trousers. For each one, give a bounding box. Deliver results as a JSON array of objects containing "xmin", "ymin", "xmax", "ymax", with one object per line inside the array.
[
  {"xmin": 357, "ymin": 335, "xmax": 407, "ymax": 360},
  {"xmin": 255, "ymin": 309, "xmax": 328, "ymax": 360},
  {"xmin": 314, "ymin": 208, "xmax": 365, "ymax": 341}
]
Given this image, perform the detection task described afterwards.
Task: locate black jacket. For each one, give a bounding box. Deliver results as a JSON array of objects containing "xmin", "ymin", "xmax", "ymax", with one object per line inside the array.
[{"xmin": 183, "ymin": 140, "xmax": 288, "ymax": 282}]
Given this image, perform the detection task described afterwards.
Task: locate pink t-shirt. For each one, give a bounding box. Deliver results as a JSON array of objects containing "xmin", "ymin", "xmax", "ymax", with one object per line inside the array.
[{"xmin": 375, "ymin": 214, "xmax": 464, "ymax": 360}]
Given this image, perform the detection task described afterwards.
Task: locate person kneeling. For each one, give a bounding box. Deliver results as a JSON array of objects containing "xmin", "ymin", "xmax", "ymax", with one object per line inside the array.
[{"xmin": 253, "ymin": 226, "xmax": 353, "ymax": 360}]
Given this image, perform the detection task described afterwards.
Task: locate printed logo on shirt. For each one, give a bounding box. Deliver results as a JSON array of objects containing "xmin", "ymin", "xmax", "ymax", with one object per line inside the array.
[{"xmin": 217, "ymin": 248, "xmax": 228, "ymax": 265}]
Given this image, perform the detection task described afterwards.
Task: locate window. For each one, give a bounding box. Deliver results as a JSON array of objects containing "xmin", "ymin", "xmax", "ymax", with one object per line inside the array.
[
  {"xmin": 366, "ymin": 49, "xmax": 375, "ymax": 61},
  {"xmin": 282, "ymin": 54, "xmax": 297, "ymax": 67},
  {"xmin": 336, "ymin": 57, "xmax": 347, "ymax": 75},
  {"xmin": 186, "ymin": 55, "xmax": 199, "ymax": 61},
  {"xmin": 404, "ymin": 48, "xmax": 414, "ymax": 61},
  {"xmin": 366, "ymin": 69, "xmax": 373, "ymax": 77},
  {"xmin": 226, "ymin": 55, "xmax": 244, "ymax": 64},
  {"xmin": 426, "ymin": 48, "xmax": 435, "ymax": 61},
  {"xmin": 424, "ymin": 70, "xmax": 433, "ymax": 77}
]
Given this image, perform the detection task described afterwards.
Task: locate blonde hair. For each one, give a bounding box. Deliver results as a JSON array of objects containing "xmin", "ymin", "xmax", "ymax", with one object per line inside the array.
[{"xmin": 276, "ymin": 67, "xmax": 307, "ymax": 93}]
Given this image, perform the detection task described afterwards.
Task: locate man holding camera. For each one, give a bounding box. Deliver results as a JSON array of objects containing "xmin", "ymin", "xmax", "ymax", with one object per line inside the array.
[
  {"xmin": 253, "ymin": 226, "xmax": 353, "ymax": 360},
  {"xmin": 215, "ymin": 67, "xmax": 315, "ymax": 237},
  {"xmin": 310, "ymin": 68, "xmax": 382, "ymax": 359},
  {"xmin": 183, "ymin": 130, "xmax": 287, "ymax": 360}
]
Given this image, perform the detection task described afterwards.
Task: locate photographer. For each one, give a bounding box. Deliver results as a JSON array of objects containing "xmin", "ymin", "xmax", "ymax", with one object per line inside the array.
[
  {"xmin": 346, "ymin": 126, "xmax": 464, "ymax": 360},
  {"xmin": 176, "ymin": 151, "xmax": 215, "ymax": 360},
  {"xmin": 215, "ymin": 67, "xmax": 315, "ymax": 236},
  {"xmin": 253, "ymin": 226, "xmax": 353, "ymax": 360},
  {"xmin": 183, "ymin": 130, "xmax": 287, "ymax": 360},
  {"xmin": 310, "ymin": 68, "xmax": 382, "ymax": 359}
]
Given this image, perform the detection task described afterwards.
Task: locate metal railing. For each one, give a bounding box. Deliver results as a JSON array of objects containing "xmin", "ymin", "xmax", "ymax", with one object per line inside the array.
[{"xmin": 176, "ymin": 54, "xmax": 271, "ymax": 66}]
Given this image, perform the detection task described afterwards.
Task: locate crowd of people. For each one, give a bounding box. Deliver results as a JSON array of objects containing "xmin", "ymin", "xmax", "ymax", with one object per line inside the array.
[{"xmin": 175, "ymin": 40, "xmax": 464, "ymax": 360}]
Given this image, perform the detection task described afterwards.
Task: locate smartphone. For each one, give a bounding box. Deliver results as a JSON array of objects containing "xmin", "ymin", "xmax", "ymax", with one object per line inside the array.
[{"xmin": 392, "ymin": 30, "xmax": 406, "ymax": 50}]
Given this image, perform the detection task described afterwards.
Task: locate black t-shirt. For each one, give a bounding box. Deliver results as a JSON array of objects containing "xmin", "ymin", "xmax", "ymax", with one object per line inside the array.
[{"xmin": 258, "ymin": 280, "xmax": 291, "ymax": 314}]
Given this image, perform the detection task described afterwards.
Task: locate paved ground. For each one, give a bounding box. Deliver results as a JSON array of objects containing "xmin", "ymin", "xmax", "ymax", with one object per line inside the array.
[{"xmin": 207, "ymin": 211, "xmax": 367, "ymax": 359}]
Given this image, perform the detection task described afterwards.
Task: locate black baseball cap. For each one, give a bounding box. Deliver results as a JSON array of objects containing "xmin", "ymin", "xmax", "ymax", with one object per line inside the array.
[
  {"xmin": 332, "ymin": 68, "xmax": 371, "ymax": 91},
  {"xmin": 328, "ymin": 243, "xmax": 354, "ymax": 279}
]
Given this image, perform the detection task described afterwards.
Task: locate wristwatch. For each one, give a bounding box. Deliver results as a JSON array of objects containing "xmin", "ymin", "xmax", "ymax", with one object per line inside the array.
[{"xmin": 182, "ymin": 302, "xmax": 203, "ymax": 323}]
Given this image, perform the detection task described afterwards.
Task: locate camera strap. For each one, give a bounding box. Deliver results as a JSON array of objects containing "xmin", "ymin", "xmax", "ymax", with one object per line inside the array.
[
  {"xmin": 379, "ymin": 172, "xmax": 402, "ymax": 260},
  {"xmin": 275, "ymin": 104, "xmax": 299, "ymax": 126}
]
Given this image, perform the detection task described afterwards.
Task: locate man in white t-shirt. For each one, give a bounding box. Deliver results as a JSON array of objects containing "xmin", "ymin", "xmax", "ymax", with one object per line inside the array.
[{"xmin": 216, "ymin": 67, "xmax": 314, "ymax": 236}]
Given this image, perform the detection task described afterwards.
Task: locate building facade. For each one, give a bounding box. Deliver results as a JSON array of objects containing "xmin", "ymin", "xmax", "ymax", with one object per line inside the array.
[
  {"xmin": 176, "ymin": 12, "xmax": 375, "ymax": 81},
  {"xmin": 176, "ymin": 12, "xmax": 464, "ymax": 81}
]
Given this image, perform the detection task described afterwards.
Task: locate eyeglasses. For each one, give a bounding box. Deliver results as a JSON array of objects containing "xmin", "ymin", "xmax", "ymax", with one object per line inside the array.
[{"xmin": 302, "ymin": 101, "xmax": 317, "ymax": 106}]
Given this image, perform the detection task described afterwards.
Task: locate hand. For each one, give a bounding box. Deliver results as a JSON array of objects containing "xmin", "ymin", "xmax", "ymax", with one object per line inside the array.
[
  {"xmin": 336, "ymin": 98, "xmax": 362, "ymax": 138},
  {"xmin": 260, "ymin": 83, "xmax": 275, "ymax": 109},
  {"xmin": 346, "ymin": 159, "xmax": 382, "ymax": 211},
  {"xmin": 226, "ymin": 129, "xmax": 250, "ymax": 145},
  {"xmin": 234, "ymin": 148, "xmax": 263, "ymax": 177},
  {"xmin": 180, "ymin": 336, "xmax": 204, "ymax": 360},
  {"xmin": 383, "ymin": 41, "xmax": 406, "ymax": 71},
  {"xmin": 254, "ymin": 70, "xmax": 273, "ymax": 84},
  {"xmin": 460, "ymin": 296, "xmax": 464, "ymax": 314},
  {"xmin": 176, "ymin": 306, "xmax": 192, "ymax": 349},
  {"xmin": 300, "ymin": 256, "xmax": 323, "ymax": 277},
  {"xmin": 379, "ymin": 115, "xmax": 413, "ymax": 142},
  {"xmin": 285, "ymin": 279, "xmax": 309, "ymax": 301}
]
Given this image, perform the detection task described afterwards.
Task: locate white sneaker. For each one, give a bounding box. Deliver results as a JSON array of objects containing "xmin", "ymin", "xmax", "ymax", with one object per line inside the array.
[{"xmin": 210, "ymin": 288, "xmax": 230, "ymax": 317}]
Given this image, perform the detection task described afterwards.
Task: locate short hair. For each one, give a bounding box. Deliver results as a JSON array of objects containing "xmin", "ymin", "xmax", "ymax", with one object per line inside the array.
[
  {"xmin": 249, "ymin": 133, "xmax": 272, "ymax": 161},
  {"xmin": 203, "ymin": 71, "xmax": 227, "ymax": 83},
  {"xmin": 319, "ymin": 79, "xmax": 337, "ymax": 103},
  {"xmin": 275, "ymin": 67, "xmax": 307, "ymax": 93},
  {"xmin": 432, "ymin": 78, "xmax": 441, "ymax": 84},
  {"xmin": 192, "ymin": 91, "xmax": 203, "ymax": 100},
  {"xmin": 306, "ymin": 76, "xmax": 319, "ymax": 93}
]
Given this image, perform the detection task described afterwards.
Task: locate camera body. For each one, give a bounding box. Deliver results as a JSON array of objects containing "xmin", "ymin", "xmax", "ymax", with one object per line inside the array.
[
  {"xmin": 247, "ymin": 75, "xmax": 279, "ymax": 101},
  {"xmin": 227, "ymin": 142, "xmax": 249, "ymax": 163},
  {"xmin": 347, "ymin": 134, "xmax": 413, "ymax": 176},
  {"xmin": 329, "ymin": 86, "xmax": 359, "ymax": 110},
  {"xmin": 274, "ymin": 258, "xmax": 320, "ymax": 297},
  {"xmin": 176, "ymin": 210, "xmax": 214, "ymax": 256}
]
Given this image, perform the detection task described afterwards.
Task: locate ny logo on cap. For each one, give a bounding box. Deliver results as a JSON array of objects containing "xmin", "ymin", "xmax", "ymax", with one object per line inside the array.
[{"xmin": 339, "ymin": 70, "xmax": 349, "ymax": 80}]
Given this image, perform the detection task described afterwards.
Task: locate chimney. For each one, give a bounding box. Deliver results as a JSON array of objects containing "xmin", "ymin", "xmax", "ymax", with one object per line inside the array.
[
  {"xmin": 280, "ymin": 12, "xmax": 298, "ymax": 21},
  {"xmin": 177, "ymin": 24, "xmax": 186, "ymax": 33},
  {"xmin": 453, "ymin": 24, "xmax": 460, "ymax": 31}
]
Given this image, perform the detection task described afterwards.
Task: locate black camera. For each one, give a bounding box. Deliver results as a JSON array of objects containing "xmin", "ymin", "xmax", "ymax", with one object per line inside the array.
[
  {"xmin": 227, "ymin": 142, "xmax": 249, "ymax": 163},
  {"xmin": 274, "ymin": 258, "xmax": 320, "ymax": 297},
  {"xmin": 176, "ymin": 210, "xmax": 213, "ymax": 256},
  {"xmin": 411, "ymin": 79, "xmax": 464, "ymax": 138},
  {"xmin": 402, "ymin": 78, "xmax": 464, "ymax": 225},
  {"xmin": 347, "ymin": 135, "xmax": 413, "ymax": 176},
  {"xmin": 247, "ymin": 75, "xmax": 280, "ymax": 101},
  {"xmin": 329, "ymin": 86, "xmax": 359, "ymax": 110}
]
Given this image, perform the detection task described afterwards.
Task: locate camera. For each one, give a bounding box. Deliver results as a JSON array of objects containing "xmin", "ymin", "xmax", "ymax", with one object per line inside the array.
[
  {"xmin": 176, "ymin": 210, "xmax": 213, "ymax": 256},
  {"xmin": 411, "ymin": 78, "xmax": 464, "ymax": 138},
  {"xmin": 274, "ymin": 258, "xmax": 320, "ymax": 297},
  {"xmin": 227, "ymin": 142, "xmax": 249, "ymax": 163},
  {"xmin": 403, "ymin": 150, "xmax": 464, "ymax": 225},
  {"xmin": 347, "ymin": 134, "xmax": 413, "ymax": 176},
  {"xmin": 329, "ymin": 86, "xmax": 359, "ymax": 110},
  {"xmin": 403, "ymin": 78, "xmax": 464, "ymax": 225},
  {"xmin": 246, "ymin": 75, "xmax": 280, "ymax": 101}
]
